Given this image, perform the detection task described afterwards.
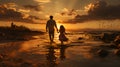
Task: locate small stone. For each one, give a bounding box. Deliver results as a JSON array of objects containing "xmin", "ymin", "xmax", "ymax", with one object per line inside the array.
[
  {"xmin": 97, "ymin": 49, "xmax": 109, "ymax": 57},
  {"xmin": 114, "ymin": 49, "xmax": 120, "ymax": 56}
]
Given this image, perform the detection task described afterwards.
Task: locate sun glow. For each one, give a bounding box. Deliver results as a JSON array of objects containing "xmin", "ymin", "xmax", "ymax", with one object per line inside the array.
[{"xmin": 57, "ymin": 23, "xmax": 63, "ymax": 29}]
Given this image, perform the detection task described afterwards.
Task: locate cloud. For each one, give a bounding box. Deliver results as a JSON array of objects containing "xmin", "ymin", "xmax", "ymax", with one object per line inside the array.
[
  {"xmin": 23, "ymin": 5, "xmax": 42, "ymax": 11},
  {"xmin": 34, "ymin": 0, "xmax": 50, "ymax": 3},
  {"xmin": 18, "ymin": 9, "xmax": 30, "ymax": 13},
  {"xmin": 88, "ymin": 1, "xmax": 120, "ymax": 19},
  {"xmin": 0, "ymin": 3, "xmax": 40, "ymax": 23},
  {"xmin": 60, "ymin": 8, "xmax": 77, "ymax": 16},
  {"xmin": 3, "ymin": 3, "xmax": 16, "ymax": 7},
  {"xmin": 29, "ymin": 15, "xmax": 40, "ymax": 20},
  {"xmin": 65, "ymin": 1, "xmax": 120, "ymax": 23}
]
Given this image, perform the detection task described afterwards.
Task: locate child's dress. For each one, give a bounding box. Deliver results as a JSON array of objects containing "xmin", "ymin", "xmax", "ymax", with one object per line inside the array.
[
  {"xmin": 59, "ymin": 25, "xmax": 68, "ymax": 42},
  {"xmin": 59, "ymin": 33, "xmax": 68, "ymax": 41}
]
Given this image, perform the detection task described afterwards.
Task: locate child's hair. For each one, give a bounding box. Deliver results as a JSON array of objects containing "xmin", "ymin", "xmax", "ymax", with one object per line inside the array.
[{"xmin": 59, "ymin": 25, "xmax": 65, "ymax": 33}]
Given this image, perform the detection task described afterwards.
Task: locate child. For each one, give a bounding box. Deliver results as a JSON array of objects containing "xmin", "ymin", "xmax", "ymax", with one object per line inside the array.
[{"xmin": 59, "ymin": 25, "xmax": 68, "ymax": 44}]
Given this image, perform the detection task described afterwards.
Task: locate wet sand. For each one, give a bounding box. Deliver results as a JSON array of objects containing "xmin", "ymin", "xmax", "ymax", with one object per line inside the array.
[{"xmin": 0, "ymin": 33, "xmax": 120, "ymax": 67}]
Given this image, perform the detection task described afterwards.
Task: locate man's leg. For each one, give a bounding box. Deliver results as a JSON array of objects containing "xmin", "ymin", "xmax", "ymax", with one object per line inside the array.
[
  {"xmin": 51, "ymin": 31, "xmax": 55, "ymax": 42},
  {"xmin": 49, "ymin": 33, "xmax": 52, "ymax": 42},
  {"xmin": 51, "ymin": 33, "xmax": 54, "ymax": 42},
  {"xmin": 49, "ymin": 31, "xmax": 54, "ymax": 42}
]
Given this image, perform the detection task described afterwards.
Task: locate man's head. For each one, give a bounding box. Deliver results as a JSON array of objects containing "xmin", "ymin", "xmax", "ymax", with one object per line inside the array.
[{"xmin": 50, "ymin": 15, "xmax": 53, "ymax": 19}]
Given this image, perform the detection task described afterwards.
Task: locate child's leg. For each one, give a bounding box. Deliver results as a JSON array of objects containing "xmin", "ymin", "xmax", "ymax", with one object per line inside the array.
[{"xmin": 61, "ymin": 41, "xmax": 64, "ymax": 45}]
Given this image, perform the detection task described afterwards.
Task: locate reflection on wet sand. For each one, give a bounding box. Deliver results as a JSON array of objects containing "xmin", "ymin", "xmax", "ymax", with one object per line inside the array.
[
  {"xmin": 46, "ymin": 46, "xmax": 57, "ymax": 67},
  {"xmin": 60, "ymin": 45, "xmax": 66, "ymax": 60},
  {"xmin": 46, "ymin": 44, "xmax": 68, "ymax": 67}
]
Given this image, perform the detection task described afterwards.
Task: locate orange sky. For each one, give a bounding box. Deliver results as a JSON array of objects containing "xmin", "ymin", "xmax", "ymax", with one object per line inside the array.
[{"xmin": 0, "ymin": 0, "xmax": 120, "ymax": 31}]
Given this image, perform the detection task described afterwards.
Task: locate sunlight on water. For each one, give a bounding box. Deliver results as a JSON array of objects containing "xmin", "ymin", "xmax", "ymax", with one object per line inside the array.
[{"xmin": 1, "ymin": 31, "xmax": 120, "ymax": 67}]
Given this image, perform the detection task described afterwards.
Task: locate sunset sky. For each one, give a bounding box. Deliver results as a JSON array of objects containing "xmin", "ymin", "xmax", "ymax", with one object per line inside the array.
[{"xmin": 0, "ymin": 0, "xmax": 120, "ymax": 30}]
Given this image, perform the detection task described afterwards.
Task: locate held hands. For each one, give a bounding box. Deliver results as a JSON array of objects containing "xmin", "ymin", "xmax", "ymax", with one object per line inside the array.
[{"xmin": 57, "ymin": 29, "xmax": 59, "ymax": 33}]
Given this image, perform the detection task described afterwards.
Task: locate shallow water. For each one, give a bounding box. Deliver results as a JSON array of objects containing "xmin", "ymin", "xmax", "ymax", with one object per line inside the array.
[{"xmin": 0, "ymin": 33, "xmax": 120, "ymax": 67}]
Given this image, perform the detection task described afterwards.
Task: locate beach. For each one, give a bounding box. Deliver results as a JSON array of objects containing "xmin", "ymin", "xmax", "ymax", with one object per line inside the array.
[
  {"xmin": 0, "ymin": 0, "xmax": 120, "ymax": 67},
  {"xmin": 0, "ymin": 32, "xmax": 120, "ymax": 67}
]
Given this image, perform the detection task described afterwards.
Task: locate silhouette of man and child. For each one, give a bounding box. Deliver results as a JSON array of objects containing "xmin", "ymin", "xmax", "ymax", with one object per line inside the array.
[{"xmin": 46, "ymin": 15, "xmax": 68, "ymax": 44}]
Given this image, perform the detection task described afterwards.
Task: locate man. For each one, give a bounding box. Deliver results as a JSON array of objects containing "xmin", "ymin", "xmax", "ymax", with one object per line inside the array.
[{"xmin": 46, "ymin": 15, "xmax": 58, "ymax": 43}]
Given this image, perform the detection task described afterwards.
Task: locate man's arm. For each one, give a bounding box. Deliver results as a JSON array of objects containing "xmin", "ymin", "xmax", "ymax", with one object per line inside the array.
[
  {"xmin": 54, "ymin": 21, "xmax": 58, "ymax": 32},
  {"xmin": 46, "ymin": 21, "xmax": 48, "ymax": 32}
]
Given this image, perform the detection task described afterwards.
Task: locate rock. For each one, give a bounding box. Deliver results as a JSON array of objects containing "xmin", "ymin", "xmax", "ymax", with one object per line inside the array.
[
  {"xmin": 78, "ymin": 37, "xmax": 84, "ymax": 40},
  {"xmin": 37, "ymin": 44, "xmax": 40, "ymax": 47},
  {"xmin": 117, "ymin": 44, "xmax": 120, "ymax": 48},
  {"xmin": 114, "ymin": 35, "xmax": 120, "ymax": 46},
  {"xmin": 0, "ymin": 54, "xmax": 3, "ymax": 62},
  {"xmin": 114, "ymin": 49, "xmax": 120, "ymax": 56},
  {"xmin": 97, "ymin": 49, "xmax": 109, "ymax": 57},
  {"xmin": 108, "ymin": 44, "xmax": 118, "ymax": 49},
  {"xmin": 20, "ymin": 62, "xmax": 33, "ymax": 67}
]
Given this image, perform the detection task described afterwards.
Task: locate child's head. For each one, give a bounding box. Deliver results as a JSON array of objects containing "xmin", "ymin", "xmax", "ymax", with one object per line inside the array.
[
  {"xmin": 60, "ymin": 25, "xmax": 65, "ymax": 30},
  {"xmin": 59, "ymin": 25, "xmax": 65, "ymax": 33}
]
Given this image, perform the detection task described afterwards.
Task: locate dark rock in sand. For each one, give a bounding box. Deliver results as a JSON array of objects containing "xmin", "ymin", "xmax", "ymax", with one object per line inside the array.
[
  {"xmin": 108, "ymin": 44, "xmax": 118, "ymax": 49},
  {"xmin": 101, "ymin": 33, "xmax": 119, "ymax": 43},
  {"xmin": 114, "ymin": 49, "xmax": 120, "ymax": 56},
  {"xmin": 0, "ymin": 55, "xmax": 3, "ymax": 62},
  {"xmin": 97, "ymin": 49, "xmax": 109, "ymax": 58},
  {"xmin": 20, "ymin": 62, "xmax": 33, "ymax": 67},
  {"xmin": 114, "ymin": 35, "xmax": 120, "ymax": 46},
  {"xmin": 117, "ymin": 44, "xmax": 120, "ymax": 48},
  {"xmin": 78, "ymin": 37, "xmax": 84, "ymax": 40}
]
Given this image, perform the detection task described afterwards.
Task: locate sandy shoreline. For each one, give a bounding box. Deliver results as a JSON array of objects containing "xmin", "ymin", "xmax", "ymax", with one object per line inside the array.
[{"xmin": 0, "ymin": 33, "xmax": 120, "ymax": 67}]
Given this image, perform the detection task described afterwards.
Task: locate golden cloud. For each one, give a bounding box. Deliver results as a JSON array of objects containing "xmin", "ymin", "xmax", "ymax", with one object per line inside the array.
[{"xmin": 34, "ymin": 0, "xmax": 50, "ymax": 3}]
